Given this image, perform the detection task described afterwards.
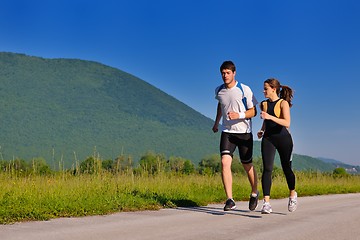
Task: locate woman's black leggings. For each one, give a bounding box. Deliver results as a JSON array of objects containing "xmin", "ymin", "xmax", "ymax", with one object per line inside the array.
[{"xmin": 261, "ymin": 132, "xmax": 295, "ymax": 196}]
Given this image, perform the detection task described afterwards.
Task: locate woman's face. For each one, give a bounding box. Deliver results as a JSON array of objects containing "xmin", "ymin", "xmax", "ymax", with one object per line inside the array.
[{"xmin": 263, "ymin": 82, "xmax": 276, "ymax": 98}]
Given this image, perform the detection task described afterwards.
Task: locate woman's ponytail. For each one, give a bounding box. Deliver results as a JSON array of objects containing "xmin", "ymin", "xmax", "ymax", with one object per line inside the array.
[{"xmin": 280, "ymin": 85, "xmax": 293, "ymax": 107}]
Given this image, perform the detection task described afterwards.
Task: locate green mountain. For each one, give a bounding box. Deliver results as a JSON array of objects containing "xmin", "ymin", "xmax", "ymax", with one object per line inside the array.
[
  {"xmin": 0, "ymin": 52, "xmax": 341, "ymax": 172},
  {"xmin": 0, "ymin": 52, "xmax": 219, "ymax": 166},
  {"xmin": 318, "ymin": 157, "xmax": 359, "ymax": 174}
]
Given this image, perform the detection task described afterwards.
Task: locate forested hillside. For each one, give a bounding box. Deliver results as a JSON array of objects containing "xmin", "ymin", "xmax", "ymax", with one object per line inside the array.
[
  {"xmin": 0, "ymin": 52, "xmax": 342, "ymax": 172},
  {"xmin": 0, "ymin": 52, "xmax": 218, "ymax": 167}
]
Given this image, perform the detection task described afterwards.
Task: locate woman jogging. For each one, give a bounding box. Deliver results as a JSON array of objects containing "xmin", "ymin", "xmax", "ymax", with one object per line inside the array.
[{"xmin": 257, "ymin": 78, "xmax": 297, "ymax": 214}]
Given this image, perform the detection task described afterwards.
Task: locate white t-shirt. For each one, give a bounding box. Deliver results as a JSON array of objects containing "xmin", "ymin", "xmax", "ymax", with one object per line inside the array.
[{"xmin": 215, "ymin": 81, "xmax": 258, "ymax": 133}]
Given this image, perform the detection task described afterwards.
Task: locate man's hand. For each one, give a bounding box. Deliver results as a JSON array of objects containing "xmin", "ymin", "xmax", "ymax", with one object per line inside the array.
[
  {"xmin": 227, "ymin": 111, "xmax": 246, "ymax": 120},
  {"xmin": 227, "ymin": 111, "xmax": 239, "ymax": 120},
  {"xmin": 212, "ymin": 123, "xmax": 219, "ymax": 133}
]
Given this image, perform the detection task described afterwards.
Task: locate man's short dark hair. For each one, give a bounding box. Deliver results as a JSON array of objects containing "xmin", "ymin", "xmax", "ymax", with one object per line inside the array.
[{"xmin": 220, "ymin": 61, "xmax": 236, "ymax": 72}]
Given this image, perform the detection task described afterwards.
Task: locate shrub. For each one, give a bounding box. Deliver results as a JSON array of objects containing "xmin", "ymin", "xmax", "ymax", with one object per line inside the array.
[
  {"xmin": 333, "ymin": 167, "xmax": 349, "ymax": 177},
  {"xmin": 79, "ymin": 157, "xmax": 102, "ymax": 174},
  {"xmin": 138, "ymin": 152, "xmax": 166, "ymax": 175},
  {"xmin": 113, "ymin": 155, "xmax": 133, "ymax": 173},
  {"xmin": 167, "ymin": 156, "xmax": 195, "ymax": 175},
  {"xmin": 31, "ymin": 158, "xmax": 52, "ymax": 175},
  {"xmin": 198, "ymin": 154, "xmax": 220, "ymax": 175}
]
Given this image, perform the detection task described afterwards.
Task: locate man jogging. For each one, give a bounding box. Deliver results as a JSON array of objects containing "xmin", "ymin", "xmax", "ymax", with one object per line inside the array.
[{"xmin": 212, "ymin": 60, "xmax": 259, "ymax": 211}]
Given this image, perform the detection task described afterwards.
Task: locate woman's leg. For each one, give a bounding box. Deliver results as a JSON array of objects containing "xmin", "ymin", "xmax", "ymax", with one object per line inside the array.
[
  {"xmin": 277, "ymin": 133, "xmax": 295, "ymax": 192},
  {"xmin": 261, "ymin": 137, "xmax": 276, "ymax": 199}
]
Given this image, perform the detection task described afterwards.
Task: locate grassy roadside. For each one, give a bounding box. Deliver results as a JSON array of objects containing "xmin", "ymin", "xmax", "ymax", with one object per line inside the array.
[{"xmin": 1, "ymin": 172, "xmax": 359, "ymax": 224}]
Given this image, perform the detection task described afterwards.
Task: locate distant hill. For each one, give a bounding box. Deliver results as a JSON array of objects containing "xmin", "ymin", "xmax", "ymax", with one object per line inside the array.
[
  {"xmin": 318, "ymin": 157, "xmax": 343, "ymax": 165},
  {"xmin": 0, "ymin": 52, "xmax": 219, "ymax": 167},
  {"xmin": 318, "ymin": 157, "xmax": 359, "ymax": 174},
  {"xmin": 291, "ymin": 154, "xmax": 336, "ymax": 172},
  {"xmin": 0, "ymin": 52, "xmax": 343, "ymax": 172}
]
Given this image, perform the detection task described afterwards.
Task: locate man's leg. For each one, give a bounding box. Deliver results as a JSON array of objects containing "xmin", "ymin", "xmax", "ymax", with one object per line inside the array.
[
  {"xmin": 242, "ymin": 162, "xmax": 258, "ymax": 194},
  {"xmin": 221, "ymin": 154, "xmax": 233, "ymax": 199},
  {"xmin": 222, "ymin": 154, "xmax": 236, "ymax": 211},
  {"xmin": 238, "ymin": 133, "xmax": 257, "ymax": 195},
  {"xmin": 243, "ymin": 162, "xmax": 259, "ymax": 211}
]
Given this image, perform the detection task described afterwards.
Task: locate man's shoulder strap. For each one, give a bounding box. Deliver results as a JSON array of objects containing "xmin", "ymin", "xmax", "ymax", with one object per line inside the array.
[
  {"xmin": 236, "ymin": 83, "xmax": 248, "ymax": 110},
  {"xmin": 216, "ymin": 84, "xmax": 225, "ymax": 95}
]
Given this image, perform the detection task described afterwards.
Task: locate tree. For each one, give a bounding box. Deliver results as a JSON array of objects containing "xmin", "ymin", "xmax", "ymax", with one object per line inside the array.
[
  {"xmin": 10, "ymin": 158, "xmax": 29, "ymax": 173},
  {"xmin": 167, "ymin": 156, "xmax": 195, "ymax": 174},
  {"xmin": 80, "ymin": 156, "xmax": 102, "ymax": 174},
  {"xmin": 102, "ymin": 159, "xmax": 114, "ymax": 172},
  {"xmin": 198, "ymin": 154, "xmax": 221, "ymax": 175},
  {"xmin": 183, "ymin": 160, "xmax": 195, "ymax": 175},
  {"xmin": 138, "ymin": 152, "xmax": 166, "ymax": 175},
  {"xmin": 114, "ymin": 155, "xmax": 133, "ymax": 173},
  {"xmin": 31, "ymin": 158, "xmax": 52, "ymax": 175},
  {"xmin": 230, "ymin": 156, "xmax": 246, "ymax": 174},
  {"xmin": 333, "ymin": 167, "xmax": 349, "ymax": 177},
  {"xmin": 0, "ymin": 160, "xmax": 8, "ymax": 172}
]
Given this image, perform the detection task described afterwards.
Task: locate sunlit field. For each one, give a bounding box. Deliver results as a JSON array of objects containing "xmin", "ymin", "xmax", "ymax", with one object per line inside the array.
[{"xmin": 1, "ymin": 170, "xmax": 359, "ymax": 224}]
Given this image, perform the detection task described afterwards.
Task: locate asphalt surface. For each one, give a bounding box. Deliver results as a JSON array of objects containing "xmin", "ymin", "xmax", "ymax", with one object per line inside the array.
[{"xmin": 1, "ymin": 193, "xmax": 359, "ymax": 240}]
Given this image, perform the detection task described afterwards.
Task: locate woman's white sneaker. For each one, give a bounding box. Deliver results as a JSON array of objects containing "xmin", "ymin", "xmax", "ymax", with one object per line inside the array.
[
  {"xmin": 288, "ymin": 192, "xmax": 298, "ymax": 212},
  {"xmin": 261, "ymin": 201, "xmax": 272, "ymax": 214}
]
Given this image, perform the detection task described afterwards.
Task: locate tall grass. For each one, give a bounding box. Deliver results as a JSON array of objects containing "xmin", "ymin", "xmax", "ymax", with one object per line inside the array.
[{"xmin": 0, "ymin": 171, "xmax": 359, "ymax": 224}]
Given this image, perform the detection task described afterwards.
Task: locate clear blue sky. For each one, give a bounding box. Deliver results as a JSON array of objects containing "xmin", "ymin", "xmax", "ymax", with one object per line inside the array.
[{"xmin": 1, "ymin": 0, "xmax": 359, "ymax": 165}]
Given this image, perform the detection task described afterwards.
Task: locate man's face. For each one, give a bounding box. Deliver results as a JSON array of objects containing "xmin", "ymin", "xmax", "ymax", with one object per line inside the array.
[{"xmin": 221, "ymin": 69, "xmax": 235, "ymax": 84}]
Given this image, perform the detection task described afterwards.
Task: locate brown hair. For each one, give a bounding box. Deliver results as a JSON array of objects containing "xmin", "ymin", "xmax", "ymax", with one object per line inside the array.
[
  {"xmin": 264, "ymin": 78, "xmax": 293, "ymax": 107},
  {"xmin": 220, "ymin": 61, "xmax": 236, "ymax": 72}
]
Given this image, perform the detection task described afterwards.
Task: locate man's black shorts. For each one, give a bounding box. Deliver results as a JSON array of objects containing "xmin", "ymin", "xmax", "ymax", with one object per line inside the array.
[{"xmin": 220, "ymin": 132, "xmax": 253, "ymax": 164}]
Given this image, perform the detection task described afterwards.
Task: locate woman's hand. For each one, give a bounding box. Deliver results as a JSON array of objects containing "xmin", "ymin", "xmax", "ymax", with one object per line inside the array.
[
  {"xmin": 257, "ymin": 130, "xmax": 264, "ymax": 139},
  {"xmin": 260, "ymin": 111, "xmax": 271, "ymax": 120}
]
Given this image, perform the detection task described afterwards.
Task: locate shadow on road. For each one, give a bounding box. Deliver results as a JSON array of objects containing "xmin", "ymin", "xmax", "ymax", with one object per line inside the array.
[{"xmin": 175, "ymin": 206, "xmax": 264, "ymax": 218}]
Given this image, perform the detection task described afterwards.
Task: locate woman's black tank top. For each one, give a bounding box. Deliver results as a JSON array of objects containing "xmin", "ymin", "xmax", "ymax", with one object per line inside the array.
[{"xmin": 264, "ymin": 99, "xmax": 288, "ymax": 136}]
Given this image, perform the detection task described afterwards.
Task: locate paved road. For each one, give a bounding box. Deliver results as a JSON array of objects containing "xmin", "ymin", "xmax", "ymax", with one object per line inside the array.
[{"xmin": 1, "ymin": 193, "xmax": 359, "ymax": 240}]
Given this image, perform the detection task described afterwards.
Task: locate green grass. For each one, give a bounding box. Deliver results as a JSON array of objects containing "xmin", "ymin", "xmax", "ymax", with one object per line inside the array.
[{"xmin": 0, "ymin": 171, "xmax": 359, "ymax": 224}]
